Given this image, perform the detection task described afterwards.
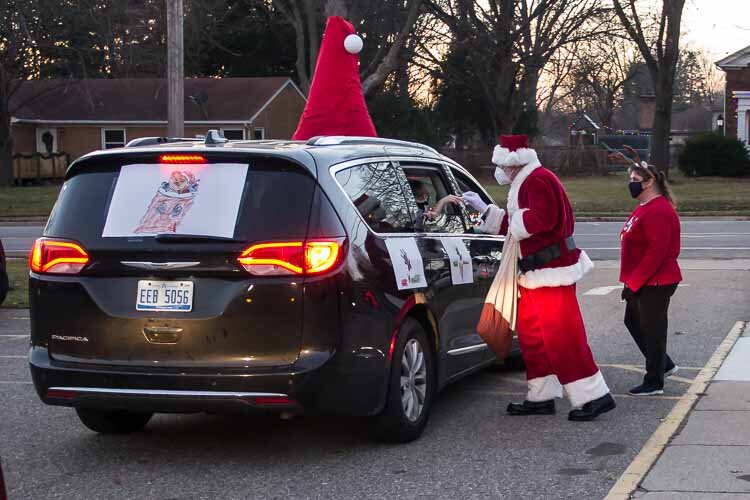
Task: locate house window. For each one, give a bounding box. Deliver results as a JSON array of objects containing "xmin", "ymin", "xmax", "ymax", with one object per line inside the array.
[
  {"xmin": 252, "ymin": 128, "xmax": 265, "ymax": 140},
  {"xmin": 221, "ymin": 128, "xmax": 245, "ymax": 140},
  {"xmin": 102, "ymin": 129, "xmax": 126, "ymax": 149}
]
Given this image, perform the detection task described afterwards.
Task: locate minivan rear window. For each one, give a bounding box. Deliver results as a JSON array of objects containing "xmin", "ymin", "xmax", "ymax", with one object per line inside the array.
[{"xmin": 45, "ymin": 156, "xmax": 315, "ymax": 250}]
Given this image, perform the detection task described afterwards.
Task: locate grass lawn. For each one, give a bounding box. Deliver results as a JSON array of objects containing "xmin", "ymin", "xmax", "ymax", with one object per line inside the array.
[
  {"xmin": 3, "ymin": 259, "xmax": 29, "ymax": 309},
  {"xmin": 0, "ymin": 184, "xmax": 61, "ymax": 219},
  {"xmin": 484, "ymin": 171, "xmax": 750, "ymax": 217},
  {"xmin": 0, "ymin": 173, "xmax": 748, "ymax": 220}
]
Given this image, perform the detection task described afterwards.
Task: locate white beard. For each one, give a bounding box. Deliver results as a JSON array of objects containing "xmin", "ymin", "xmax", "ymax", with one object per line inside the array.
[{"xmin": 494, "ymin": 167, "xmax": 512, "ymax": 186}]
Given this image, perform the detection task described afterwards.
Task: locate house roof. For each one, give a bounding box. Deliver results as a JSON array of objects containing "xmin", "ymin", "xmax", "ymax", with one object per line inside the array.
[
  {"xmin": 716, "ymin": 44, "xmax": 750, "ymax": 70},
  {"xmin": 572, "ymin": 113, "xmax": 600, "ymax": 130},
  {"xmin": 10, "ymin": 77, "xmax": 305, "ymax": 124}
]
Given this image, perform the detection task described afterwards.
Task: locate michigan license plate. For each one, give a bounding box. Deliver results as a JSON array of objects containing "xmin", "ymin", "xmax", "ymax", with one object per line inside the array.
[{"xmin": 136, "ymin": 280, "xmax": 194, "ymax": 312}]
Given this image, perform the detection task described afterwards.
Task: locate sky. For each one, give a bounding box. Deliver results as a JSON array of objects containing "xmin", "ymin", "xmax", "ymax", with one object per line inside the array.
[{"xmin": 682, "ymin": 0, "xmax": 750, "ymax": 60}]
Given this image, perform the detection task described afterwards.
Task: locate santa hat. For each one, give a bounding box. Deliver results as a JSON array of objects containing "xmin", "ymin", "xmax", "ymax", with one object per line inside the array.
[
  {"xmin": 491, "ymin": 134, "xmax": 538, "ymax": 168},
  {"xmin": 292, "ymin": 16, "xmax": 377, "ymax": 140}
]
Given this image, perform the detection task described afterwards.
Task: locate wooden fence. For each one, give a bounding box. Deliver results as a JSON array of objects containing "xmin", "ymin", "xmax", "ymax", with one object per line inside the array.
[{"xmin": 12, "ymin": 152, "xmax": 69, "ymax": 182}]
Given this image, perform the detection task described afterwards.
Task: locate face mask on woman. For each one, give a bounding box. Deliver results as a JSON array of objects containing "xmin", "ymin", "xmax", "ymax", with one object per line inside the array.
[
  {"xmin": 628, "ymin": 180, "xmax": 644, "ymax": 198},
  {"xmin": 494, "ymin": 167, "xmax": 512, "ymax": 186}
]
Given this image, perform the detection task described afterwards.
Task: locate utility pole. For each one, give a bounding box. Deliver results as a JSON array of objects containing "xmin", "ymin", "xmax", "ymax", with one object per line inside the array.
[{"xmin": 166, "ymin": 0, "xmax": 184, "ymax": 138}]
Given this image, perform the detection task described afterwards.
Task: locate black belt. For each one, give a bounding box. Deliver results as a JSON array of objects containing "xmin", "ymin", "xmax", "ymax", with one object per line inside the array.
[{"xmin": 518, "ymin": 236, "xmax": 576, "ymax": 273}]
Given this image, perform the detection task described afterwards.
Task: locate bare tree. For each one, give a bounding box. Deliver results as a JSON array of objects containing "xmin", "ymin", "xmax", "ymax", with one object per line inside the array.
[
  {"xmin": 0, "ymin": 1, "xmax": 55, "ymax": 185},
  {"xmin": 424, "ymin": 0, "xmax": 612, "ymax": 141},
  {"xmin": 516, "ymin": 0, "xmax": 610, "ymax": 130},
  {"xmin": 613, "ymin": 0, "xmax": 686, "ymax": 172},
  {"xmin": 271, "ymin": 0, "xmax": 425, "ymax": 95},
  {"xmin": 567, "ymin": 37, "xmax": 639, "ymax": 128},
  {"xmin": 537, "ymin": 44, "xmax": 580, "ymax": 118}
]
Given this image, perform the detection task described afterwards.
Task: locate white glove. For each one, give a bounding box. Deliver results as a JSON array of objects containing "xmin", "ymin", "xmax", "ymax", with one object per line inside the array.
[{"xmin": 462, "ymin": 191, "xmax": 488, "ymax": 214}]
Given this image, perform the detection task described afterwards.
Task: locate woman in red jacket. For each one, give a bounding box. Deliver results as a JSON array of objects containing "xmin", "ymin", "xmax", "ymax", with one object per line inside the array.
[{"xmin": 617, "ymin": 149, "xmax": 682, "ymax": 396}]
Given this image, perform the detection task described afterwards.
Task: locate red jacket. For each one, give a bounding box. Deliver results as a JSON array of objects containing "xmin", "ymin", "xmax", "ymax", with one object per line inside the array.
[
  {"xmin": 480, "ymin": 163, "xmax": 593, "ymax": 289},
  {"xmin": 620, "ymin": 196, "xmax": 682, "ymax": 292}
]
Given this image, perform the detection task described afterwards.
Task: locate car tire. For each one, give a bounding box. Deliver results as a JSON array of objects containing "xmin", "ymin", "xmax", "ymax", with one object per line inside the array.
[
  {"xmin": 0, "ymin": 270, "xmax": 8, "ymax": 307},
  {"xmin": 373, "ymin": 318, "xmax": 435, "ymax": 444},
  {"xmin": 75, "ymin": 408, "xmax": 153, "ymax": 434}
]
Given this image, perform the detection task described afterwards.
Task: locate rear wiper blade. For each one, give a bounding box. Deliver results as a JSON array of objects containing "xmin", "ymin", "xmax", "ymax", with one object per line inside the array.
[{"xmin": 154, "ymin": 234, "xmax": 244, "ymax": 244}]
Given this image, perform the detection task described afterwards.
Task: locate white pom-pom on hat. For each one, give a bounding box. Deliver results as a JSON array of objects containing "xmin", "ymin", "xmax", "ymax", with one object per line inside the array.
[{"xmin": 344, "ymin": 34, "xmax": 363, "ymax": 54}]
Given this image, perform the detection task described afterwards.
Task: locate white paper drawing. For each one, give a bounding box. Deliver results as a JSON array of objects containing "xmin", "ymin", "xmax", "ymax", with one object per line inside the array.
[
  {"xmin": 385, "ymin": 238, "xmax": 427, "ymax": 290},
  {"xmin": 441, "ymin": 237, "xmax": 473, "ymax": 285},
  {"xmin": 102, "ymin": 163, "xmax": 248, "ymax": 238}
]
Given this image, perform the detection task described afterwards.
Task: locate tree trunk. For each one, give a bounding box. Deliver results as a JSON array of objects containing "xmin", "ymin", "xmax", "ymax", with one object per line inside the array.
[
  {"xmin": 361, "ymin": 0, "xmax": 422, "ymax": 96},
  {"xmin": 305, "ymin": 0, "xmax": 319, "ymax": 79},
  {"xmin": 0, "ymin": 130, "xmax": 14, "ymax": 187},
  {"xmin": 650, "ymin": 72, "xmax": 675, "ymax": 173},
  {"xmin": 0, "ymin": 86, "xmax": 13, "ymax": 186}
]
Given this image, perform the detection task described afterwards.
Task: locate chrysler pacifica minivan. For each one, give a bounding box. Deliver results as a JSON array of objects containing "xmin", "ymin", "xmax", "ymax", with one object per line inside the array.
[{"xmin": 29, "ymin": 134, "xmax": 508, "ymax": 442}]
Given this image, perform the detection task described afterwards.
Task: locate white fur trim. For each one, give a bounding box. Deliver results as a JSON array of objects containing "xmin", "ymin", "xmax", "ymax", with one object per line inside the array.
[
  {"xmin": 477, "ymin": 205, "xmax": 505, "ymax": 235},
  {"xmin": 518, "ymin": 250, "xmax": 594, "ymax": 289},
  {"xmin": 527, "ymin": 374, "xmax": 564, "ymax": 402},
  {"xmin": 564, "ymin": 370, "xmax": 610, "ymax": 408},
  {"xmin": 492, "ymin": 146, "xmax": 539, "ymax": 168},
  {"xmin": 506, "ymin": 161, "xmax": 541, "ymax": 215},
  {"xmin": 509, "ymin": 208, "xmax": 530, "ymax": 240}
]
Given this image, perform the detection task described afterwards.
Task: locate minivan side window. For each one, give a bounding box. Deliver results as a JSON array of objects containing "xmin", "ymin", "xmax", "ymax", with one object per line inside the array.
[
  {"xmin": 403, "ymin": 165, "xmax": 465, "ymax": 234},
  {"xmin": 335, "ymin": 162, "xmax": 414, "ymax": 233},
  {"xmin": 451, "ymin": 167, "xmax": 494, "ymax": 227}
]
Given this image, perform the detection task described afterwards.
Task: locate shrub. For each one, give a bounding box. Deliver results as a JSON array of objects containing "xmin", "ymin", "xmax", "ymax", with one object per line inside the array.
[{"xmin": 679, "ymin": 133, "xmax": 750, "ymax": 177}]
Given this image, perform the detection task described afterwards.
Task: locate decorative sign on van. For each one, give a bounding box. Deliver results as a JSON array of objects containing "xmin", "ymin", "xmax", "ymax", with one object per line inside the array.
[
  {"xmin": 385, "ymin": 238, "xmax": 427, "ymax": 290},
  {"xmin": 101, "ymin": 163, "xmax": 248, "ymax": 239},
  {"xmin": 440, "ymin": 238, "xmax": 473, "ymax": 285}
]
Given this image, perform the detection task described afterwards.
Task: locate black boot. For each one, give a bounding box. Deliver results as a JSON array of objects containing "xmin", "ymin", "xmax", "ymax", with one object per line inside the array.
[
  {"xmin": 568, "ymin": 393, "xmax": 616, "ymax": 421},
  {"xmin": 507, "ymin": 399, "xmax": 555, "ymax": 416}
]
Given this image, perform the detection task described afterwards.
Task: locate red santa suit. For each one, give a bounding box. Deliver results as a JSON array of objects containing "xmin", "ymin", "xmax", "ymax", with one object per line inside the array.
[{"xmin": 479, "ymin": 136, "xmax": 609, "ymax": 409}]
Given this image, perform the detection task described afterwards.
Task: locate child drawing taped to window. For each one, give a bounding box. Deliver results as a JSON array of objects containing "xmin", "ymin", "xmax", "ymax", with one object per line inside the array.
[{"xmin": 134, "ymin": 170, "xmax": 200, "ymax": 234}]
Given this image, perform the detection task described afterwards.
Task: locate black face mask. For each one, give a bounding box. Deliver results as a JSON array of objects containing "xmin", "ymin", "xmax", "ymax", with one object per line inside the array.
[{"xmin": 628, "ymin": 181, "xmax": 644, "ymax": 199}]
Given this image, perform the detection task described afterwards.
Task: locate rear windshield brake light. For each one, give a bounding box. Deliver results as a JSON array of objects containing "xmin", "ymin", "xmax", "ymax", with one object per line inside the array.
[
  {"xmin": 159, "ymin": 154, "xmax": 206, "ymax": 164},
  {"xmin": 30, "ymin": 238, "xmax": 90, "ymax": 274}
]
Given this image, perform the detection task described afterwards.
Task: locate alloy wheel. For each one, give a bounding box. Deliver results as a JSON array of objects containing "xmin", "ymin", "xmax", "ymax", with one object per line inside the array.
[{"xmin": 400, "ymin": 338, "xmax": 427, "ymax": 422}]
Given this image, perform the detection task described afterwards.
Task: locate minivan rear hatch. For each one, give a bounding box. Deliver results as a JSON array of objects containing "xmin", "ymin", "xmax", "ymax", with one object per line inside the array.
[{"xmin": 35, "ymin": 151, "xmax": 327, "ymax": 369}]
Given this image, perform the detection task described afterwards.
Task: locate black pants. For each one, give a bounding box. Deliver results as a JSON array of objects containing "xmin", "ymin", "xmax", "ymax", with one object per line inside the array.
[{"xmin": 624, "ymin": 284, "xmax": 678, "ymax": 388}]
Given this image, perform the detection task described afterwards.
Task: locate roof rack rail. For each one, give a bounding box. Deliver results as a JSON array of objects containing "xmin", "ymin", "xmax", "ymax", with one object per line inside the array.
[
  {"xmin": 306, "ymin": 136, "xmax": 439, "ymax": 154},
  {"xmin": 125, "ymin": 137, "xmax": 200, "ymax": 148}
]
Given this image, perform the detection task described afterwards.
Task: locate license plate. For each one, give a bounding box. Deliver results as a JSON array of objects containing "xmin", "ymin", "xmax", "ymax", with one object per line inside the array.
[{"xmin": 136, "ymin": 280, "xmax": 194, "ymax": 312}]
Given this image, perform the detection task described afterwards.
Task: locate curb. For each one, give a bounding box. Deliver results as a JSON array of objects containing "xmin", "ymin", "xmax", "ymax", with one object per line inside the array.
[{"xmin": 604, "ymin": 320, "xmax": 747, "ymax": 500}]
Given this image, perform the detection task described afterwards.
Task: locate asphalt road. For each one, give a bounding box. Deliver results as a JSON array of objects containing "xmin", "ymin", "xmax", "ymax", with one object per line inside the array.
[
  {"xmin": 1, "ymin": 262, "xmax": 749, "ymax": 498},
  {"xmin": 3, "ymin": 220, "xmax": 750, "ymax": 260}
]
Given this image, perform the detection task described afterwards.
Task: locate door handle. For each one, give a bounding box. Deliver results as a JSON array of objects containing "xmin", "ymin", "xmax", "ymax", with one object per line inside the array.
[{"xmin": 143, "ymin": 326, "xmax": 183, "ymax": 344}]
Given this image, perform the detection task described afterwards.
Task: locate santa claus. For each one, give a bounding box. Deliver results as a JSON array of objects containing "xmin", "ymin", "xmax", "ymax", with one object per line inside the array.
[{"xmin": 464, "ymin": 134, "xmax": 615, "ymax": 421}]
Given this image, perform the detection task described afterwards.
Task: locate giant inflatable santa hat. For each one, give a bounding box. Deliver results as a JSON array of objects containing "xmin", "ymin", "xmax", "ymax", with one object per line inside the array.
[{"xmin": 292, "ymin": 16, "xmax": 377, "ymax": 140}]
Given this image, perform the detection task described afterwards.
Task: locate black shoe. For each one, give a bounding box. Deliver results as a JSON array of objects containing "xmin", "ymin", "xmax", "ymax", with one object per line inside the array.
[
  {"xmin": 568, "ymin": 393, "xmax": 616, "ymax": 421},
  {"xmin": 664, "ymin": 365, "xmax": 679, "ymax": 378},
  {"xmin": 507, "ymin": 399, "xmax": 555, "ymax": 416},
  {"xmin": 628, "ymin": 383, "xmax": 664, "ymax": 396}
]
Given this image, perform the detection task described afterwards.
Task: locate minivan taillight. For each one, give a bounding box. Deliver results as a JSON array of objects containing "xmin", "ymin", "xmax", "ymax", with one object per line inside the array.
[
  {"xmin": 29, "ymin": 238, "xmax": 90, "ymax": 274},
  {"xmin": 238, "ymin": 239, "xmax": 343, "ymax": 276}
]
